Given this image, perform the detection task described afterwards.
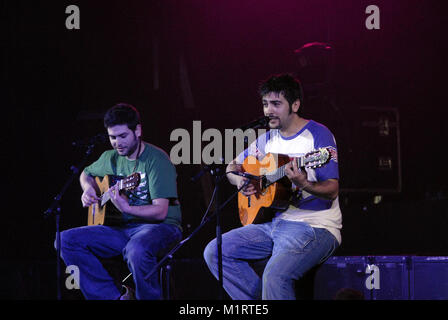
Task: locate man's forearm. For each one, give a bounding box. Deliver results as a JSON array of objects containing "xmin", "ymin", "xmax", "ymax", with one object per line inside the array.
[
  {"xmin": 122, "ymin": 203, "xmax": 168, "ymax": 222},
  {"xmin": 301, "ymin": 179, "xmax": 339, "ymax": 201},
  {"xmin": 80, "ymin": 170, "xmax": 97, "ymax": 191},
  {"xmin": 226, "ymin": 162, "xmax": 244, "ymax": 186}
]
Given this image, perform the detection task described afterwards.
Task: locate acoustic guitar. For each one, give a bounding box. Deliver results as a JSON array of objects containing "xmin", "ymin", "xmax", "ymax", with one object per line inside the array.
[
  {"xmin": 87, "ymin": 173, "xmax": 141, "ymax": 226},
  {"xmin": 236, "ymin": 148, "xmax": 331, "ymax": 226}
]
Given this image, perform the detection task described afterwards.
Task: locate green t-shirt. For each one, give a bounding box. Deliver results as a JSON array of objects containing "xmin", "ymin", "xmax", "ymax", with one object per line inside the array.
[{"xmin": 83, "ymin": 142, "xmax": 182, "ymax": 229}]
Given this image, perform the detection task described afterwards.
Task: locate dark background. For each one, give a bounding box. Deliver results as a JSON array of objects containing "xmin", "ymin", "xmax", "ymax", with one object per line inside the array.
[{"xmin": 1, "ymin": 0, "xmax": 447, "ymax": 299}]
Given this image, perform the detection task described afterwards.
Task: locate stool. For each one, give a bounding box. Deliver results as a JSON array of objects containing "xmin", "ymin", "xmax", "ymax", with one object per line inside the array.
[
  {"xmin": 121, "ymin": 255, "xmax": 174, "ymax": 300},
  {"xmin": 159, "ymin": 255, "xmax": 173, "ymax": 300}
]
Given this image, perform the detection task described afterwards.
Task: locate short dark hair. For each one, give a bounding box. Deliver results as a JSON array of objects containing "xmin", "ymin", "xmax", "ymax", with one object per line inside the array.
[
  {"xmin": 258, "ymin": 74, "xmax": 304, "ymax": 114},
  {"xmin": 104, "ymin": 103, "xmax": 141, "ymax": 131}
]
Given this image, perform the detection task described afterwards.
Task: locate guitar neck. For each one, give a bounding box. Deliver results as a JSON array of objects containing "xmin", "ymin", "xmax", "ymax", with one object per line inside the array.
[
  {"xmin": 101, "ymin": 191, "xmax": 111, "ymax": 206},
  {"xmin": 265, "ymin": 156, "xmax": 304, "ymax": 185},
  {"xmin": 100, "ymin": 180, "xmax": 124, "ymax": 206}
]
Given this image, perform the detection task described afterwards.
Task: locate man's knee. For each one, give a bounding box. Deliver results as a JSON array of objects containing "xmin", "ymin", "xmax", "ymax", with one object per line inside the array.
[
  {"xmin": 56, "ymin": 229, "xmax": 76, "ymax": 250},
  {"xmin": 203, "ymin": 238, "xmax": 217, "ymax": 266}
]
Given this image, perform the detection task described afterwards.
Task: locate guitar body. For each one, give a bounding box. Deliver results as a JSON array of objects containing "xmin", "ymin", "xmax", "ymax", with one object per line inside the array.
[
  {"xmin": 238, "ymin": 153, "xmax": 292, "ymax": 226},
  {"xmin": 237, "ymin": 148, "xmax": 331, "ymax": 226},
  {"xmin": 87, "ymin": 175, "xmax": 129, "ymax": 226}
]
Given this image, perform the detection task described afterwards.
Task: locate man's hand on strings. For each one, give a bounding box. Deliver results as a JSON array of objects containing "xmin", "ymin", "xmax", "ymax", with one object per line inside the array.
[
  {"xmin": 109, "ymin": 182, "xmax": 129, "ymax": 213},
  {"xmin": 285, "ymin": 159, "xmax": 310, "ymax": 189},
  {"xmin": 81, "ymin": 186, "xmax": 100, "ymax": 208}
]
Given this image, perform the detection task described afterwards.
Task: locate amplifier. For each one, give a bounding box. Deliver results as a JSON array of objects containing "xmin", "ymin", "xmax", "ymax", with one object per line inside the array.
[
  {"xmin": 313, "ymin": 256, "xmax": 448, "ymax": 300},
  {"xmin": 410, "ymin": 256, "xmax": 448, "ymax": 300},
  {"xmin": 338, "ymin": 107, "xmax": 401, "ymax": 193}
]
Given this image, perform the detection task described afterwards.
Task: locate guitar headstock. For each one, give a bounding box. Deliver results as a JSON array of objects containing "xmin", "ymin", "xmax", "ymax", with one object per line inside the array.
[
  {"xmin": 302, "ymin": 148, "xmax": 331, "ymax": 169},
  {"xmin": 120, "ymin": 172, "xmax": 141, "ymax": 191}
]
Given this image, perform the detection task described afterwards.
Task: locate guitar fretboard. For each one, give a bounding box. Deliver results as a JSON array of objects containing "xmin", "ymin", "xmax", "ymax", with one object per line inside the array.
[
  {"xmin": 100, "ymin": 179, "xmax": 123, "ymax": 206},
  {"xmin": 101, "ymin": 191, "xmax": 110, "ymax": 206},
  {"xmin": 265, "ymin": 157, "xmax": 305, "ymax": 186},
  {"xmin": 263, "ymin": 149, "xmax": 329, "ymax": 186}
]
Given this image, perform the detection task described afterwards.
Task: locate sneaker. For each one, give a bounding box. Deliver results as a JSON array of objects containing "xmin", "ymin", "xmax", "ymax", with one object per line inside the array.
[{"xmin": 119, "ymin": 285, "xmax": 135, "ymax": 300}]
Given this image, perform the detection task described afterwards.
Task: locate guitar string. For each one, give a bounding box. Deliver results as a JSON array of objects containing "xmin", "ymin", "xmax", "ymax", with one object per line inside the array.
[{"xmin": 264, "ymin": 155, "xmax": 310, "ymax": 186}]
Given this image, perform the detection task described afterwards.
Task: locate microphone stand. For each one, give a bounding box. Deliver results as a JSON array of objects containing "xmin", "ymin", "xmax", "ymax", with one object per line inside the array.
[
  {"xmin": 143, "ymin": 166, "xmax": 249, "ymax": 299},
  {"xmin": 211, "ymin": 163, "xmax": 224, "ymax": 299},
  {"xmin": 44, "ymin": 140, "xmax": 98, "ymax": 300},
  {"xmin": 143, "ymin": 116, "xmax": 269, "ymax": 299}
]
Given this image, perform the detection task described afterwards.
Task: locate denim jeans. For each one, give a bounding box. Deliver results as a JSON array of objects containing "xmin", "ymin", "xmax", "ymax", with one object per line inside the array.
[
  {"xmin": 57, "ymin": 222, "xmax": 182, "ymax": 300},
  {"xmin": 203, "ymin": 218, "xmax": 339, "ymax": 300}
]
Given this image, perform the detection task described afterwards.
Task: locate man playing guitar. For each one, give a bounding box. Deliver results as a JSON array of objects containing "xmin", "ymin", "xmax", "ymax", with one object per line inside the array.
[
  {"xmin": 58, "ymin": 103, "xmax": 182, "ymax": 300},
  {"xmin": 204, "ymin": 74, "xmax": 342, "ymax": 300}
]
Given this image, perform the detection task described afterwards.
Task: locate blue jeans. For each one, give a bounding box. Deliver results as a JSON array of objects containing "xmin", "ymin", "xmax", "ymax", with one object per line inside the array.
[
  {"xmin": 203, "ymin": 218, "xmax": 339, "ymax": 300},
  {"xmin": 57, "ymin": 222, "xmax": 182, "ymax": 300}
]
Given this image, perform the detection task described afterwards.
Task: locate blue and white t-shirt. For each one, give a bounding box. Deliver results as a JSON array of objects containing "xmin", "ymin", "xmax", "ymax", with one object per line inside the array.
[{"xmin": 237, "ymin": 120, "xmax": 342, "ymax": 244}]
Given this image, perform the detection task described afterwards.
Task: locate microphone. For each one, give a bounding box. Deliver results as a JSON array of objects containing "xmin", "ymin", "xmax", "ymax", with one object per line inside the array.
[
  {"xmin": 237, "ymin": 116, "xmax": 270, "ymax": 131},
  {"xmin": 228, "ymin": 171, "xmax": 261, "ymax": 181}
]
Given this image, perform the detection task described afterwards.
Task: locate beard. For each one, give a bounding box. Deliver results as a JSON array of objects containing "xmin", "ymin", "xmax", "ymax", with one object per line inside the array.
[
  {"xmin": 268, "ymin": 117, "xmax": 282, "ymax": 129},
  {"xmin": 117, "ymin": 133, "xmax": 140, "ymax": 157},
  {"xmin": 125, "ymin": 140, "xmax": 139, "ymax": 157}
]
